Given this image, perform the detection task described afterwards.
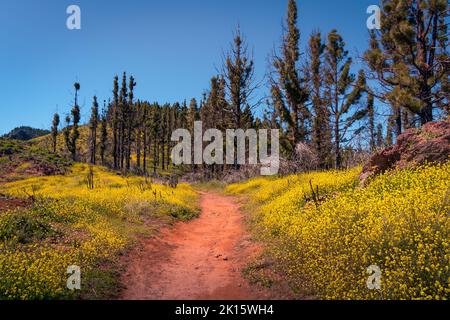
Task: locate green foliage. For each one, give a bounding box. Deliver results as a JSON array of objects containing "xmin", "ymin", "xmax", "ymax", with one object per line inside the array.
[
  {"xmin": 165, "ymin": 203, "xmax": 199, "ymax": 220},
  {"xmin": 0, "ymin": 138, "xmax": 71, "ymax": 180},
  {"xmin": 89, "ymin": 96, "xmax": 99, "ymax": 165},
  {"xmin": 364, "ymin": 0, "xmax": 449, "ymax": 125},
  {"xmin": 2, "ymin": 127, "xmax": 50, "ymax": 141},
  {"xmin": 24, "ymin": 145, "xmax": 72, "ymax": 172},
  {"xmin": 271, "ymin": 0, "xmax": 309, "ymax": 148},
  {"xmin": 51, "ymin": 114, "xmax": 60, "ymax": 153},
  {"xmin": 0, "ymin": 207, "xmax": 60, "ymax": 245},
  {"xmin": 64, "ymin": 83, "xmax": 81, "ymax": 161},
  {"xmin": 324, "ymin": 30, "xmax": 367, "ymax": 168},
  {"xmin": 0, "ymin": 138, "xmax": 24, "ymax": 156}
]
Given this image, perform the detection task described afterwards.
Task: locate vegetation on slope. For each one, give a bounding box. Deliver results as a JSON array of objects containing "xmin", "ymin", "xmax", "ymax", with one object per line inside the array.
[
  {"xmin": 2, "ymin": 126, "xmax": 50, "ymax": 141},
  {"xmin": 226, "ymin": 163, "xmax": 449, "ymax": 300},
  {"xmin": 0, "ymin": 163, "xmax": 199, "ymax": 299},
  {"xmin": 0, "ymin": 138, "xmax": 72, "ymax": 182}
]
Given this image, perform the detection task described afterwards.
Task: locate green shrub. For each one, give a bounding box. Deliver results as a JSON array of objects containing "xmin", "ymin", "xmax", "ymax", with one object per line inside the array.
[{"xmin": 0, "ymin": 210, "xmax": 59, "ymax": 244}]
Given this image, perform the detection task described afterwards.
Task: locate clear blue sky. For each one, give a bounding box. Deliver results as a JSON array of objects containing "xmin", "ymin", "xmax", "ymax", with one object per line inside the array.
[{"xmin": 0, "ymin": 0, "xmax": 379, "ymax": 135}]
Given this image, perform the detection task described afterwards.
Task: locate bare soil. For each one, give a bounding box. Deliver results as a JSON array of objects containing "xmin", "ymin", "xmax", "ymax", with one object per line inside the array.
[{"xmin": 120, "ymin": 192, "xmax": 271, "ymax": 300}]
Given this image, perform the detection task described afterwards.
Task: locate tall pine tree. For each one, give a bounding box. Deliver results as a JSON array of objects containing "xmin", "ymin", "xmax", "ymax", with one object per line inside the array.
[
  {"xmin": 51, "ymin": 113, "xmax": 60, "ymax": 154},
  {"xmin": 364, "ymin": 0, "xmax": 449, "ymax": 125},
  {"xmin": 324, "ymin": 31, "xmax": 366, "ymax": 168},
  {"xmin": 272, "ymin": 0, "xmax": 310, "ymax": 151},
  {"xmin": 89, "ymin": 96, "xmax": 99, "ymax": 164}
]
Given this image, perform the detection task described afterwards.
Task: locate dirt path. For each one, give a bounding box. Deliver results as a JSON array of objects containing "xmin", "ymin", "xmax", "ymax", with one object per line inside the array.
[{"xmin": 120, "ymin": 192, "xmax": 270, "ymax": 300}]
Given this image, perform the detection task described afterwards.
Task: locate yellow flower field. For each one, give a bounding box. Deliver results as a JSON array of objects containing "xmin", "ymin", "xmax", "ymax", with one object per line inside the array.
[
  {"xmin": 0, "ymin": 164, "xmax": 198, "ymax": 299},
  {"xmin": 226, "ymin": 163, "xmax": 449, "ymax": 300}
]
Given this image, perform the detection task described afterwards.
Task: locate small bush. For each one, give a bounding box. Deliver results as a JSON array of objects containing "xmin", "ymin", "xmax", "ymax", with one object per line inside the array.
[
  {"xmin": 0, "ymin": 210, "xmax": 58, "ymax": 244},
  {"xmin": 0, "ymin": 139, "xmax": 23, "ymax": 156}
]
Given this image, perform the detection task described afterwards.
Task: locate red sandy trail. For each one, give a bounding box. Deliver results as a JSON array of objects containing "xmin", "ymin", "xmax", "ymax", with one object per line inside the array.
[{"xmin": 120, "ymin": 192, "xmax": 269, "ymax": 300}]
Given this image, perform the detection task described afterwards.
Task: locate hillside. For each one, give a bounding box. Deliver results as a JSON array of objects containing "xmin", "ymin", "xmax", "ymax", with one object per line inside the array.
[
  {"xmin": 226, "ymin": 163, "xmax": 449, "ymax": 300},
  {"xmin": 3, "ymin": 126, "xmax": 50, "ymax": 141},
  {"xmin": 0, "ymin": 163, "xmax": 199, "ymax": 299},
  {"xmin": 0, "ymin": 138, "xmax": 72, "ymax": 182},
  {"xmin": 31, "ymin": 125, "xmax": 187, "ymax": 179}
]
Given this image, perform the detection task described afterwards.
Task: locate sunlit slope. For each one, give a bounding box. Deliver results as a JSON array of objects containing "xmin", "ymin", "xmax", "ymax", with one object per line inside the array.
[
  {"xmin": 226, "ymin": 163, "xmax": 449, "ymax": 300},
  {"xmin": 31, "ymin": 127, "xmax": 185, "ymax": 176},
  {"xmin": 0, "ymin": 163, "xmax": 199, "ymax": 299}
]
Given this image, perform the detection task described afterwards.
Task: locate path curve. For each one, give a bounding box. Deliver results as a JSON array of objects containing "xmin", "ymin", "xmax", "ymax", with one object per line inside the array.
[{"xmin": 120, "ymin": 192, "xmax": 269, "ymax": 300}]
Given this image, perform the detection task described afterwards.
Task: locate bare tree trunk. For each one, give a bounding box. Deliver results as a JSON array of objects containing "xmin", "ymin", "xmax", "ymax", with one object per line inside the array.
[
  {"xmin": 161, "ymin": 142, "xmax": 165, "ymax": 171},
  {"xmin": 334, "ymin": 115, "xmax": 341, "ymax": 169},
  {"xmin": 126, "ymin": 124, "xmax": 132, "ymax": 171},
  {"xmin": 136, "ymin": 128, "xmax": 141, "ymax": 170},
  {"xmin": 143, "ymin": 129, "xmax": 147, "ymax": 175},
  {"xmin": 120, "ymin": 125, "xmax": 125, "ymax": 170},
  {"xmin": 153, "ymin": 138, "xmax": 158, "ymax": 174}
]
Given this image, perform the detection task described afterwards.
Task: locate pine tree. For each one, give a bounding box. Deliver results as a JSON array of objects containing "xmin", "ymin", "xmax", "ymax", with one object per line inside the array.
[
  {"xmin": 119, "ymin": 72, "xmax": 128, "ymax": 170},
  {"xmin": 364, "ymin": 0, "xmax": 449, "ymax": 125},
  {"xmin": 376, "ymin": 123, "xmax": 384, "ymax": 149},
  {"xmin": 223, "ymin": 28, "xmax": 256, "ymax": 169},
  {"xmin": 307, "ymin": 31, "xmax": 331, "ymax": 168},
  {"xmin": 125, "ymin": 75, "xmax": 136, "ymax": 171},
  {"xmin": 386, "ymin": 118, "xmax": 394, "ymax": 146},
  {"xmin": 64, "ymin": 83, "xmax": 81, "ymax": 161},
  {"xmin": 272, "ymin": 0, "xmax": 310, "ymax": 150},
  {"xmin": 64, "ymin": 115, "xmax": 70, "ymax": 155},
  {"xmin": 142, "ymin": 102, "xmax": 149, "ymax": 174},
  {"xmin": 150, "ymin": 103, "xmax": 162, "ymax": 174},
  {"xmin": 160, "ymin": 104, "xmax": 171, "ymax": 170},
  {"xmin": 187, "ymin": 98, "xmax": 199, "ymax": 169},
  {"xmin": 324, "ymin": 31, "xmax": 366, "ymax": 168},
  {"xmin": 99, "ymin": 101, "xmax": 108, "ymax": 166},
  {"xmin": 135, "ymin": 100, "xmax": 143, "ymax": 171},
  {"xmin": 402, "ymin": 108, "xmax": 415, "ymax": 130},
  {"xmin": 201, "ymin": 77, "xmax": 229, "ymax": 174},
  {"xmin": 51, "ymin": 113, "xmax": 60, "ymax": 154},
  {"xmin": 89, "ymin": 96, "xmax": 99, "ymax": 164},
  {"xmin": 270, "ymin": 85, "xmax": 284, "ymax": 129},
  {"xmin": 170, "ymin": 104, "xmax": 178, "ymax": 168},
  {"xmin": 187, "ymin": 98, "xmax": 199, "ymax": 132},
  {"xmin": 111, "ymin": 75, "xmax": 120, "ymax": 169},
  {"xmin": 202, "ymin": 77, "xmax": 224, "ymax": 130},
  {"xmin": 178, "ymin": 100, "xmax": 188, "ymax": 129},
  {"xmin": 270, "ymin": 84, "xmax": 293, "ymax": 152},
  {"xmin": 223, "ymin": 28, "xmax": 256, "ymax": 130},
  {"xmin": 70, "ymin": 105, "xmax": 81, "ymax": 161},
  {"xmin": 367, "ymin": 93, "xmax": 376, "ymax": 152},
  {"xmin": 263, "ymin": 97, "xmax": 281, "ymax": 130}
]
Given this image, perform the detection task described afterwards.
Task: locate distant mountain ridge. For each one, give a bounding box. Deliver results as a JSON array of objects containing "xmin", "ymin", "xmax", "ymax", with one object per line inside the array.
[{"xmin": 2, "ymin": 126, "xmax": 50, "ymax": 141}]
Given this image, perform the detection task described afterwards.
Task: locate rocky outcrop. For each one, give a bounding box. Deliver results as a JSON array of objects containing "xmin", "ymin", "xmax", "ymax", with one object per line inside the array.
[{"xmin": 360, "ymin": 120, "xmax": 450, "ymax": 184}]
